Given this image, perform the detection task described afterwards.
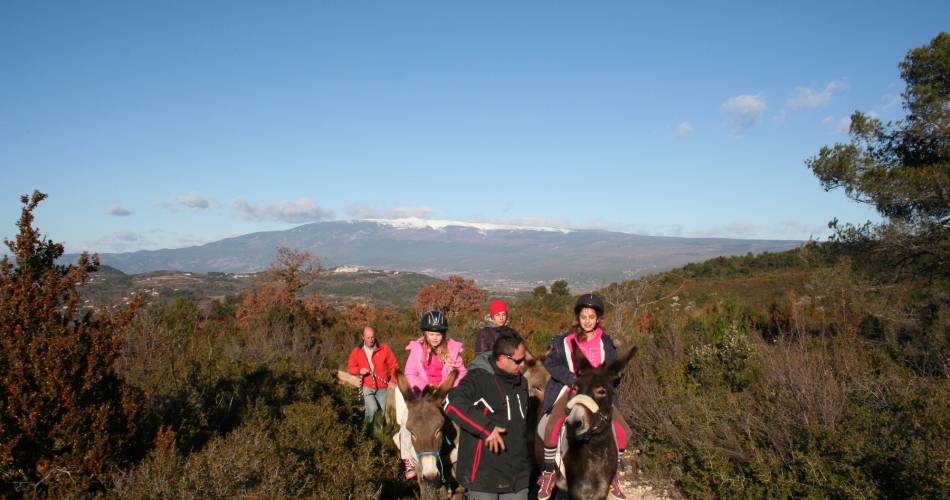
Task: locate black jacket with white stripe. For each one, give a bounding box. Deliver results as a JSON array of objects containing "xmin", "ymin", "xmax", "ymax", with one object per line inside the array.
[{"xmin": 445, "ymin": 360, "xmax": 530, "ymax": 494}]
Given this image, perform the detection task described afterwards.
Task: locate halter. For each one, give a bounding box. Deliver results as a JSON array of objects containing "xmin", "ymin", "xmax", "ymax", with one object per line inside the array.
[{"xmin": 415, "ymin": 434, "xmax": 454, "ymax": 483}]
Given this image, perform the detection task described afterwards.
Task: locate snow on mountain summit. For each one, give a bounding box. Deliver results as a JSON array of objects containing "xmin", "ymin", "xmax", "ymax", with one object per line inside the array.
[{"xmin": 363, "ymin": 217, "xmax": 573, "ymax": 234}]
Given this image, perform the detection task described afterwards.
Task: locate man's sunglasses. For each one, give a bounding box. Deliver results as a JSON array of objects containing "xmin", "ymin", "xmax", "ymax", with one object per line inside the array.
[{"xmin": 505, "ymin": 354, "xmax": 526, "ymax": 365}]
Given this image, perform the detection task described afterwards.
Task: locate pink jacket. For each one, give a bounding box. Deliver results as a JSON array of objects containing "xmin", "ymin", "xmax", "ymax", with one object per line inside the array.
[{"xmin": 404, "ymin": 337, "xmax": 467, "ymax": 394}]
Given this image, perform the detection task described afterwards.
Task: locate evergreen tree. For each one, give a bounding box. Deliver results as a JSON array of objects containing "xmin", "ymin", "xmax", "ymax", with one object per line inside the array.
[
  {"xmin": 806, "ymin": 32, "xmax": 949, "ymax": 281},
  {"xmin": 550, "ymin": 279, "xmax": 570, "ymax": 296},
  {"xmin": 0, "ymin": 191, "xmax": 141, "ymax": 494}
]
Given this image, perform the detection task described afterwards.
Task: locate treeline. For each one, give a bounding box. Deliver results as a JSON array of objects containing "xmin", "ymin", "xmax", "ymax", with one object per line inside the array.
[{"xmin": 679, "ymin": 244, "xmax": 835, "ymax": 279}]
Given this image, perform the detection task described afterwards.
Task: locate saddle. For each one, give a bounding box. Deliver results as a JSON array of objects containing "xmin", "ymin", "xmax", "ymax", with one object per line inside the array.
[{"xmin": 537, "ymin": 394, "xmax": 606, "ymax": 477}]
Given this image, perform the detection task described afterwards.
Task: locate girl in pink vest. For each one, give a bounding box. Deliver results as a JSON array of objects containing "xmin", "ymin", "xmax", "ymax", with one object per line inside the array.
[{"xmin": 537, "ymin": 294, "xmax": 632, "ymax": 500}]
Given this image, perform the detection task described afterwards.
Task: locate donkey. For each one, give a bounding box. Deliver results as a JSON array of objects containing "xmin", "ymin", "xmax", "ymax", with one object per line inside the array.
[
  {"xmin": 542, "ymin": 344, "xmax": 637, "ymax": 500},
  {"xmin": 395, "ymin": 369, "xmax": 463, "ymax": 500}
]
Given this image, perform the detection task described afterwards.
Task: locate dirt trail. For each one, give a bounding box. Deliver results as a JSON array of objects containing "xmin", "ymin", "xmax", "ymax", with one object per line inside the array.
[
  {"xmin": 621, "ymin": 477, "xmax": 679, "ymax": 500},
  {"xmin": 618, "ymin": 459, "xmax": 680, "ymax": 499}
]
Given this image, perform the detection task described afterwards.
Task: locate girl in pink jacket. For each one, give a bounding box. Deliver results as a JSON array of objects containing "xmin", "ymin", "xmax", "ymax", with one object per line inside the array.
[
  {"xmin": 395, "ymin": 310, "xmax": 467, "ymax": 480},
  {"xmin": 404, "ymin": 331, "xmax": 467, "ymax": 394}
]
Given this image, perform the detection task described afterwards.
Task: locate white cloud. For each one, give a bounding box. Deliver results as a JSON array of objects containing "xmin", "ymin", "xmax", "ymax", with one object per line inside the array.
[
  {"xmin": 391, "ymin": 204, "xmax": 434, "ymax": 219},
  {"xmin": 837, "ymin": 116, "xmax": 852, "ymax": 134},
  {"xmin": 687, "ymin": 223, "xmax": 762, "ymax": 238},
  {"xmin": 233, "ymin": 197, "xmax": 334, "ymax": 223},
  {"xmin": 784, "ymin": 80, "xmax": 848, "ymax": 111},
  {"xmin": 161, "ymin": 192, "xmax": 217, "ymax": 212},
  {"xmin": 346, "ymin": 203, "xmax": 434, "ymax": 219},
  {"xmin": 89, "ymin": 230, "xmax": 156, "ymax": 252},
  {"xmin": 879, "ymin": 92, "xmax": 902, "ymax": 111},
  {"xmin": 675, "ymin": 121, "xmax": 694, "ymax": 137},
  {"xmin": 105, "ymin": 205, "xmax": 133, "ymax": 216},
  {"xmin": 684, "ymin": 221, "xmax": 828, "ymax": 239},
  {"xmin": 112, "ymin": 230, "xmax": 145, "ymax": 242},
  {"xmin": 823, "ymin": 115, "xmax": 852, "ymax": 134},
  {"xmin": 776, "ymin": 220, "xmax": 829, "ymax": 239},
  {"xmin": 722, "ymin": 93, "xmax": 766, "ymax": 132},
  {"xmin": 169, "ymin": 192, "xmax": 214, "ymax": 210}
]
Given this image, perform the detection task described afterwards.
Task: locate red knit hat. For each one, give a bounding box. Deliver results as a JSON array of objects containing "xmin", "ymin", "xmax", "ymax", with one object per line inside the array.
[{"xmin": 489, "ymin": 299, "xmax": 508, "ymax": 317}]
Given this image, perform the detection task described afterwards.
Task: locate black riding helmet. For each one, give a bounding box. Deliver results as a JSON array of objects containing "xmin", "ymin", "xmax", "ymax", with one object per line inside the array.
[
  {"xmin": 420, "ymin": 309, "xmax": 449, "ymax": 332},
  {"xmin": 574, "ymin": 293, "xmax": 605, "ymax": 316}
]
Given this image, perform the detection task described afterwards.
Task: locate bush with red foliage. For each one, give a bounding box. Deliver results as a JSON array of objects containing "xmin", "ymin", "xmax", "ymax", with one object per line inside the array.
[
  {"xmin": 414, "ymin": 275, "xmax": 489, "ymax": 318},
  {"xmin": 0, "ymin": 192, "xmax": 141, "ymax": 494}
]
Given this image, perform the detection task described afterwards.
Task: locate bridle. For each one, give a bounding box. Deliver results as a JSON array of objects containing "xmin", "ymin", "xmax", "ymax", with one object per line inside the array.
[
  {"xmin": 579, "ymin": 407, "xmax": 612, "ymax": 442},
  {"xmin": 415, "ymin": 432, "xmax": 454, "ymax": 485},
  {"xmin": 567, "ymin": 393, "xmax": 612, "ymax": 442}
]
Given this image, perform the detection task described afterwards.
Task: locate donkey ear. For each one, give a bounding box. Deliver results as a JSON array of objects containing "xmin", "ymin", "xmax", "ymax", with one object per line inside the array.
[
  {"xmin": 431, "ymin": 368, "xmax": 458, "ymax": 405},
  {"xmin": 608, "ymin": 346, "xmax": 638, "ymax": 375},
  {"xmin": 572, "ymin": 340, "xmax": 592, "ymax": 373},
  {"xmin": 395, "ymin": 370, "xmax": 414, "ymax": 402}
]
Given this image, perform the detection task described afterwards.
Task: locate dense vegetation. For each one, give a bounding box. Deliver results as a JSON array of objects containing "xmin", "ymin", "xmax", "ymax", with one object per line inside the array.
[{"xmin": 1, "ymin": 34, "xmax": 946, "ymax": 498}]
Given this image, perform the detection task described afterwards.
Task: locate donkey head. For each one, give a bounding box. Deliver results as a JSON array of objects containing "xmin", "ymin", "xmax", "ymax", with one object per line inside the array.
[
  {"xmin": 523, "ymin": 350, "xmax": 550, "ymax": 402},
  {"xmin": 564, "ymin": 343, "xmax": 637, "ymax": 441},
  {"xmin": 396, "ymin": 369, "xmax": 458, "ymax": 482}
]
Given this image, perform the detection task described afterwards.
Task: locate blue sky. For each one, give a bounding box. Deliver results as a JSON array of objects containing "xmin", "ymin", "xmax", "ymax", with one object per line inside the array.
[{"xmin": 1, "ymin": 1, "xmax": 946, "ymax": 253}]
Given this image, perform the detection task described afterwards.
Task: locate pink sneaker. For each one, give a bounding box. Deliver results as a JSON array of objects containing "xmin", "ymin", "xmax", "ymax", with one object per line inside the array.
[
  {"xmin": 403, "ymin": 459, "xmax": 417, "ymax": 480},
  {"xmin": 609, "ymin": 472, "xmax": 627, "ymax": 499},
  {"xmin": 537, "ymin": 469, "xmax": 557, "ymax": 500}
]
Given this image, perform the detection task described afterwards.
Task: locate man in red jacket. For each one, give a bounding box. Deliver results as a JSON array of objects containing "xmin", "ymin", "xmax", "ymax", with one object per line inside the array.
[{"xmin": 347, "ymin": 326, "xmax": 398, "ymax": 423}]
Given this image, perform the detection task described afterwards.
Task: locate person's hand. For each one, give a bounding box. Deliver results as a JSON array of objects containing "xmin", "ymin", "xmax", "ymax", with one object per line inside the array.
[
  {"xmin": 485, "ymin": 426, "xmax": 507, "ymax": 453},
  {"xmin": 359, "ymin": 368, "xmax": 370, "ymax": 375}
]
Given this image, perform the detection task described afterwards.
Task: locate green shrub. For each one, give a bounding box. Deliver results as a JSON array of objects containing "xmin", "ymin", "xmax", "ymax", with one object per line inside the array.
[{"xmin": 112, "ymin": 396, "xmax": 400, "ymax": 498}]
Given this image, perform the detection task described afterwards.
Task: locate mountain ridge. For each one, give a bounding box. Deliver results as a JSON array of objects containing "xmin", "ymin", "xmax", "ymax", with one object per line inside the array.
[{"xmin": 66, "ymin": 219, "xmax": 803, "ymax": 291}]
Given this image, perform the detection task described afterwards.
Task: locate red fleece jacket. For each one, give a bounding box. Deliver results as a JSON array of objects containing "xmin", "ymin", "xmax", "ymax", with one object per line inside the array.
[{"xmin": 347, "ymin": 343, "xmax": 398, "ymax": 389}]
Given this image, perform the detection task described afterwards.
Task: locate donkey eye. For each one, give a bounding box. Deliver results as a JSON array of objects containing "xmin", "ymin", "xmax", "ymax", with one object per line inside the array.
[{"xmin": 594, "ymin": 387, "xmax": 608, "ymax": 398}]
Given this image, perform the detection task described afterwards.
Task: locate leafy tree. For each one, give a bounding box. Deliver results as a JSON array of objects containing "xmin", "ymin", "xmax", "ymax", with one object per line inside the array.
[
  {"xmin": 266, "ymin": 246, "xmax": 322, "ymax": 294},
  {"xmin": 532, "ymin": 285, "xmax": 548, "ymax": 298},
  {"xmin": 806, "ymin": 32, "xmax": 949, "ymax": 281},
  {"xmin": 550, "ymin": 279, "xmax": 570, "ymax": 296},
  {"xmin": 414, "ymin": 275, "xmax": 489, "ymax": 317},
  {"xmin": 236, "ymin": 247, "xmax": 329, "ymax": 329},
  {"xmin": 0, "ymin": 191, "xmax": 141, "ymax": 494}
]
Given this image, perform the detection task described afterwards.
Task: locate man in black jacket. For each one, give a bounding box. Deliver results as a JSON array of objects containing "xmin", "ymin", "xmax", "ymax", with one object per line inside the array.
[{"xmin": 445, "ymin": 334, "xmax": 530, "ymax": 499}]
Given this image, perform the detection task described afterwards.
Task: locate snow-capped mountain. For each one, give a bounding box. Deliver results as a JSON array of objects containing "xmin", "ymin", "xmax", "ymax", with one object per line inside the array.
[
  {"xmin": 70, "ymin": 219, "xmax": 801, "ymax": 290},
  {"xmin": 364, "ymin": 217, "xmax": 573, "ymax": 234}
]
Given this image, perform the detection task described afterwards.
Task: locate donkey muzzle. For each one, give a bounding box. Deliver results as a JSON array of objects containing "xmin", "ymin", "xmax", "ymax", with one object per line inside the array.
[{"xmin": 418, "ymin": 453, "xmax": 440, "ymax": 481}]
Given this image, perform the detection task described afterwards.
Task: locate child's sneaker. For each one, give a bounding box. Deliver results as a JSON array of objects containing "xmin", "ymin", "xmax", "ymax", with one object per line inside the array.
[
  {"xmin": 537, "ymin": 469, "xmax": 557, "ymax": 499},
  {"xmin": 609, "ymin": 472, "xmax": 627, "ymax": 499},
  {"xmin": 403, "ymin": 459, "xmax": 417, "ymax": 480}
]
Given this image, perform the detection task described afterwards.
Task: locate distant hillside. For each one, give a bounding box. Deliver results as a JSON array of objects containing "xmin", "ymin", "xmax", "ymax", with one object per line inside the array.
[
  {"xmin": 67, "ymin": 218, "xmax": 802, "ymax": 291},
  {"xmin": 81, "ymin": 265, "xmax": 437, "ymax": 308}
]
